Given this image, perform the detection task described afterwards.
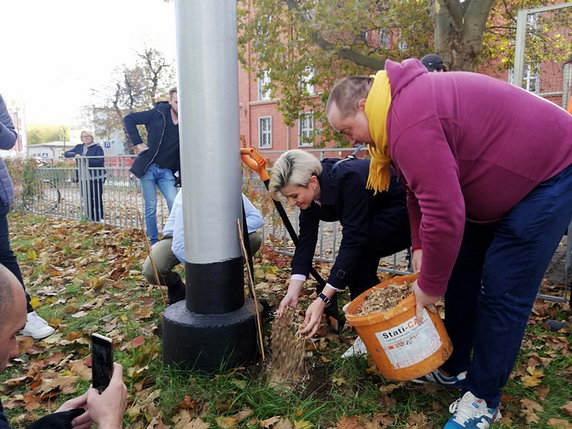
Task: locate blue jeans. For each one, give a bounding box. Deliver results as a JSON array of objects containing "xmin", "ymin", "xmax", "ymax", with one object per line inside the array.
[
  {"xmin": 0, "ymin": 200, "xmax": 33, "ymax": 312},
  {"xmin": 140, "ymin": 164, "xmax": 178, "ymax": 244},
  {"xmin": 442, "ymin": 163, "xmax": 572, "ymax": 408}
]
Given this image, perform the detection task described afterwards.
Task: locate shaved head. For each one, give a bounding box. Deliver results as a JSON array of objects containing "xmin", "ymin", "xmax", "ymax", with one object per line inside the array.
[{"xmin": 0, "ymin": 264, "xmax": 27, "ymax": 372}]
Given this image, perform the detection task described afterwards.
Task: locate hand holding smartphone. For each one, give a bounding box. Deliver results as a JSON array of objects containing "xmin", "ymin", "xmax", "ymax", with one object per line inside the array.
[{"xmin": 91, "ymin": 333, "xmax": 113, "ymax": 393}]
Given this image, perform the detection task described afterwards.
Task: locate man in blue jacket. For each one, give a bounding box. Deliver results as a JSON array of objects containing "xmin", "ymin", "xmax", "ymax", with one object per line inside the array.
[
  {"xmin": 124, "ymin": 87, "xmax": 180, "ymax": 244},
  {"xmin": 0, "ymin": 94, "xmax": 54, "ymax": 339}
]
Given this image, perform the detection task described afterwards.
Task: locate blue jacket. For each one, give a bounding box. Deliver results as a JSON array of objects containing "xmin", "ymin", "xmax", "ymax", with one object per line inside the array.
[
  {"xmin": 123, "ymin": 101, "xmax": 180, "ymax": 178},
  {"xmin": 64, "ymin": 144, "xmax": 106, "ymax": 179},
  {"xmin": 0, "ymin": 95, "xmax": 17, "ymax": 206}
]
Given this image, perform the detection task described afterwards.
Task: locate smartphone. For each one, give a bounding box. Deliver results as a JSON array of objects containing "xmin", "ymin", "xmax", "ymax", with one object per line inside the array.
[{"xmin": 91, "ymin": 333, "xmax": 113, "ymax": 393}]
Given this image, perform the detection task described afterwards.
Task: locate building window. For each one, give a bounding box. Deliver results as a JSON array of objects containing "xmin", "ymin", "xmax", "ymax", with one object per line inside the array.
[
  {"xmin": 298, "ymin": 112, "xmax": 314, "ymax": 147},
  {"xmin": 258, "ymin": 71, "xmax": 271, "ymax": 101},
  {"xmin": 300, "ymin": 67, "xmax": 315, "ymax": 95},
  {"xmin": 258, "ymin": 116, "xmax": 272, "ymax": 148}
]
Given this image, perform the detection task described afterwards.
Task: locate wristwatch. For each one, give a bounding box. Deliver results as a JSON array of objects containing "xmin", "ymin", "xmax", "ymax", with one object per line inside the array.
[{"xmin": 318, "ymin": 292, "xmax": 331, "ymax": 307}]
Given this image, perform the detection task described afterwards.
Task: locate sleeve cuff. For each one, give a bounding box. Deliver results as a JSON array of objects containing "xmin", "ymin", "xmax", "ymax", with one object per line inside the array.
[{"xmin": 291, "ymin": 274, "xmax": 307, "ymax": 282}]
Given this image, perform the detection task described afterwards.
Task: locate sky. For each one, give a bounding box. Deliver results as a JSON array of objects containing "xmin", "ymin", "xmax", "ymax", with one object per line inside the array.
[{"xmin": 1, "ymin": 0, "xmax": 176, "ymax": 124}]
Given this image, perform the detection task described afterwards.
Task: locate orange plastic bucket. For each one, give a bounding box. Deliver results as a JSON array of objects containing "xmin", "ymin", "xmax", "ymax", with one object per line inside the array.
[{"xmin": 345, "ymin": 274, "xmax": 452, "ymax": 381}]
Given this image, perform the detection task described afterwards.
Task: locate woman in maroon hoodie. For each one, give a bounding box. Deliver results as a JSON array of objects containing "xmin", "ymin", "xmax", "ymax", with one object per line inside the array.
[{"xmin": 325, "ymin": 59, "xmax": 572, "ymax": 429}]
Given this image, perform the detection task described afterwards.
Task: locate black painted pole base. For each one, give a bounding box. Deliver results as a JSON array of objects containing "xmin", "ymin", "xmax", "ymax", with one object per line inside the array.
[{"xmin": 162, "ymin": 297, "xmax": 260, "ymax": 372}]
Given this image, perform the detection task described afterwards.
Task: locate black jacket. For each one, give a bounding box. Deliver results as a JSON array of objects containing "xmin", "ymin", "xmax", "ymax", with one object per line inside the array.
[
  {"xmin": 64, "ymin": 144, "xmax": 106, "ymax": 180},
  {"xmin": 291, "ymin": 158, "xmax": 409, "ymax": 289},
  {"xmin": 123, "ymin": 101, "xmax": 180, "ymax": 178}
]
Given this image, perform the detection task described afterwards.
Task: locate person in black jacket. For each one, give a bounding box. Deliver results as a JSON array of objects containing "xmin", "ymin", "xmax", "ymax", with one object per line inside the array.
[
  {"xmin": 123, "ymin": 87, "xmax": 180, "ymax": 244},
  {"xmin": 64, "ymin": 131, "xmax": 106, "ymax": 222},
  {"xmin": 269, "ymin": 150, "xmax": 410, "ymax": 344},
  {"xmin": 0, "ymin": 264, "xmax": 127, "ymax": 429},
  {"xmin": 0, "ymin": 94, "xmax": 54, "ymax": 340}
]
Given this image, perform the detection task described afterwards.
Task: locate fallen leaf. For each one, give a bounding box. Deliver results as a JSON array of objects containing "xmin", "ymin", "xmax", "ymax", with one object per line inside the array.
[
  {"xmin": 521, "ymin": 398, "xmax": 543, "ymax": 425},
  {"xmin": 548, "ymin": 419, "xmax": 572, "ymax": 429}
]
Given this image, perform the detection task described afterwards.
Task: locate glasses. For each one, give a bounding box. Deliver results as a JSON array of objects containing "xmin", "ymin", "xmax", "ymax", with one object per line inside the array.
[{"xmin": 81, "ymin": 135, "xmax": 93, "ymax": 138}]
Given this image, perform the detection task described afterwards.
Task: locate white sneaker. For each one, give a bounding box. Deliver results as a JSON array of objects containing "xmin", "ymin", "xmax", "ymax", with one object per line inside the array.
[
  {"xmin": 341, "ymin": 336, "xmax": 368, "ymax": 358},
  {"xmin": 20, "ymin": 311, "xmax": 55, "ymax": 339}
]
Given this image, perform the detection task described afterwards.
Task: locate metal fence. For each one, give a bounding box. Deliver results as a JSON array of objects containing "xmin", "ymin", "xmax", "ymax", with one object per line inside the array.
[{"xmin": 9, "ymin": 154, "xmax": 411, "ymax": 275}]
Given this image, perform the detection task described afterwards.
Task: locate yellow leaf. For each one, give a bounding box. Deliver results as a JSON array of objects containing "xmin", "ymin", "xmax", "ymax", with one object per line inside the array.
[
  {"xmin": 293, "ymin": 420, "xmax": 313, "ymax": 429},
  {"xmin": 522, "ymin": 367, "xmax": 544, "ymax": 387},
  {"xmin": 332, "ymin": 376, "xmax": 346, "ymax": 386},
  {"xmin": 29, "ymin": 296, "xmax": 41, "ymax": 309}
]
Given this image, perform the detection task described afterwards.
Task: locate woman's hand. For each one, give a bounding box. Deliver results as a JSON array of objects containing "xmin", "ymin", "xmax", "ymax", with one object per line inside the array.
[
  {"xmin": 277, "ymin": 278, "xmax": 304, "ymax": 317},
  {"xmin": 298, "ymin": 298, "xmax": 327, "ymax": 338},
  {"xmin": 75, "ymin": 154, "xmax": 81, "ymax": 158},
  {"xmin": 412, "ymin": 280, "xmax": 440, "ymax": 321},
  {"xmin": 412, "ymin": 248, "xmax": 422, "ymax": 273}
]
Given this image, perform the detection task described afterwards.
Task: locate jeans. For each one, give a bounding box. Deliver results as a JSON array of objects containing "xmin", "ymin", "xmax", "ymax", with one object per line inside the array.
[
  {"xmin": 0, "ymin": 200, "xmax": 33, "ymax": 312},
  {"xmin": 442, "ymin": 163, "xmax": 572, "ymax": 408},
  {"xmin": 140, "ymin": 164, "xmax": 178, "ymax": 244}
]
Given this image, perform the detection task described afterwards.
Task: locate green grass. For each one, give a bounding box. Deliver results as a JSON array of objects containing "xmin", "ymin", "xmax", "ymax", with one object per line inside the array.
[{"xmin": 1, "ymin": 211, "xmax": 570, "ymax": 428}]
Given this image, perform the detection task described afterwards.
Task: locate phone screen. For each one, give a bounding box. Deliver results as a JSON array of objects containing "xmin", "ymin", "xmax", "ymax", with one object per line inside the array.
[{"xmin": 91, "ymin": 333, "xmax": 113, "ymax": 393}]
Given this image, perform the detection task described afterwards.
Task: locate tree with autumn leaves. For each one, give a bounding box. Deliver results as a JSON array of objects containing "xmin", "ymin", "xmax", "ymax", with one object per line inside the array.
[{"xmin": 238, "ymin": 0, "xmax": 572, "ymax": 142}]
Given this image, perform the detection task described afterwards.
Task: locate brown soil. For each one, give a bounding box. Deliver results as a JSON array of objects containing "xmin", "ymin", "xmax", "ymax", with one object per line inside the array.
[
  {"xmin": 267, "ymin": 306, "xmax": 306, "ymax": 387},
  {"xmin": 353, "ymin": 281, "xmax": 414, "ymax": 316}
]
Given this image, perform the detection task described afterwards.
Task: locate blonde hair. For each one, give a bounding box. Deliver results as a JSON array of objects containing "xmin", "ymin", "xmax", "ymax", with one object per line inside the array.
[
  {"xmin": 80, "ymin": 130, "xmax": 95, "ymax": 140},
  {"xmin": 325, "ymin": 76, "xmax": 374, "ymax": 118},
  {"xmin": 269, "ymin": 150, "xmax": 322, "ymax": 200}
]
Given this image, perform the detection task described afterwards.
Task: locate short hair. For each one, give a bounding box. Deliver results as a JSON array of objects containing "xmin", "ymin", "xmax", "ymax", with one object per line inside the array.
[
  {"xmin": 80, "ymin": 130, "xmax": 95, "ymax": 139},
  {"xmin": 325, "ymin": 76, "xmax": 374, "ymax": 119},
  {"xmin": 169, "ymin": 87, "xmax": 178, "ymax": 97},
  {"xmin": 269, "ymin": 150, "xmax": 322, "ymax": 200},
  {"xmin": 0, "ymin": 265, "xmax": 15, "ymax": 326}
]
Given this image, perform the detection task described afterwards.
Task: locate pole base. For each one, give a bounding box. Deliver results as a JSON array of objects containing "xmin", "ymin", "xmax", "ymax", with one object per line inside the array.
[{"xmin": 162, "ymin": 297, "xmax": 260, "ymax": 371}]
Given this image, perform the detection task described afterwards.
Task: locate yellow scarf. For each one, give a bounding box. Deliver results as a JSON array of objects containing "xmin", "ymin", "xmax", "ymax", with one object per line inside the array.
[{"xmin": 364, "ymin": 70, "xmax": 392, "ymax": 194}]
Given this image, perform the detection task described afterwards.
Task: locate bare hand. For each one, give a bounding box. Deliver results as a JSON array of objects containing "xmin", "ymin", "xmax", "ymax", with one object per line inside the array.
[
  {"xmin": 412, "ymin": 249, "xmax": 422, "ymax": 273},
  {"xmin": 74, "ymin": 154, "xmax": 81, "ymax": 158},
  {"xmin": 277, "ymin": 279, "xmax": 304, "ymax": 317},
  {"xmin": 79, "ymin": 363, "xmax": 127, "ymax": 429},
  {"xmin": 298, "ymin": 299, "xmax": 326, "ymax": 338},
  {"xmin": 412, "ymin": 280, "xmax": 440, "ymax": 322},
  {"xmin": 133, "ymin": 143, "xmax": 149, "ymax": 155}
]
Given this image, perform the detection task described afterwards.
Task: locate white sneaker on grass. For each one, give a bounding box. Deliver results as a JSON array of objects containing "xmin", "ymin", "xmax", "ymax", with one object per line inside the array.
[
  {"xmin": 341, "ymin": 336, "xmax": 368, "ymax": 358},
  {"xmin": 444, "ymin": 391, "xmax": 501, "ymax": 429},
  {"xmin": 19, "ymin": 311, "xmax": 55, "ymax": 339}
]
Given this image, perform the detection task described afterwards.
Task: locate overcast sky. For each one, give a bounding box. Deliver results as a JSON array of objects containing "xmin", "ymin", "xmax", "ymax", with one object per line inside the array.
[{"xmin": 1, "ymin": 0, "xmax": 176, "ymax": 124}]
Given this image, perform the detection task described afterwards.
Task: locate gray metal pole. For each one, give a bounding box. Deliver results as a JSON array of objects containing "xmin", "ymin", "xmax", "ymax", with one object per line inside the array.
[
  {"xmin": 163, "ymin": 0, "xmax": 259, "ymax": 371},
  {"xmin": 512, "ymin": 8, "xmax": 528, "ymax": 88}
]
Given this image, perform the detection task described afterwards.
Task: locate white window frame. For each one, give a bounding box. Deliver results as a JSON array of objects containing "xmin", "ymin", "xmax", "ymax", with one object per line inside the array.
[
  {"xmin": 298, "ymin": 112, "xmax": 314, "ymax": 147},
  {"xmin": 300, "ymin": 66, "xmax": 315, "ymax": 95},
  {"xmin": 258, "ymin": 71, "xmax": 271, "ymax": 101},
  {"xmin": 258, "ymin": 116, "xmax": 272, "ymax": 149}
]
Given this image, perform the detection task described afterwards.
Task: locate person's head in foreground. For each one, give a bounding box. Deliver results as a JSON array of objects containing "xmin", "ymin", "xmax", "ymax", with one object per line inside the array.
[
  {"xmin": 421, "ymin": 54, "xmax": 446, "ymax": 72},
  {"xmin": 269, "ymin": 150, "xmax": 323, "ymax": 210}
]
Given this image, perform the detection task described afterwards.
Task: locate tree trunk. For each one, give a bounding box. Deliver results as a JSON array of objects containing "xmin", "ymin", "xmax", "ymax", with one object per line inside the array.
[{"xmin": 432, "ymin": 0, "xmax": 494, "ymax": 71}]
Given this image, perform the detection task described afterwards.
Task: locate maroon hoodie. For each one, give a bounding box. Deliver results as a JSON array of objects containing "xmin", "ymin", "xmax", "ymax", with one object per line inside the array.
[{"xmin": 384, "ymin": 59, "xmax": 572, "ymax": 296}]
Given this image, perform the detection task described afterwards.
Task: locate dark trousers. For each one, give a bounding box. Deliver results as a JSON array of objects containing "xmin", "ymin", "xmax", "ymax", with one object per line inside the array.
[
  {"xmin": 0, "ymin": 201, "xmax": 33, "ymax": 312},
  {"xmin": 442, "ymin": 163, "xmax": 572, "ymax": 408},
  {"xmin": 347, "ymin": 215, "xmax": 411, "ymax": 299},
  {"xmin": 82, "ymin": 178, "xmax": 104, "ymax": 221}
]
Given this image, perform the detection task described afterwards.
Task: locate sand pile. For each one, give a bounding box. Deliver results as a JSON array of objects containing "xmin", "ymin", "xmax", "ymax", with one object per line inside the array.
[{"xmin": 267, "ymin": 306, "xmax": 306, "ymax": 386}]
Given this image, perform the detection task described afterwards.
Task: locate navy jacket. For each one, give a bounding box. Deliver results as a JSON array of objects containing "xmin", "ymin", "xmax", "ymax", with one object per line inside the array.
[
  {"xmin": 0, "ymin": 95, "xmax": 17, "ymax": 206},
  {"xmin": 123, "ymin": 101, "xmax": 180, "ymax": 178},
  {"xmin": 64, "ymin": 144, "xmax": 106, "ymax": 179},
  {"xmin": 291, "ymin": 158, "xmax": 409, "ymax": 289}
]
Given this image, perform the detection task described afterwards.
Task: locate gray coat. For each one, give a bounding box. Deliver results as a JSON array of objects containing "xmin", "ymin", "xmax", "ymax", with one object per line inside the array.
[{"xmin": 0, "ymin": 95, "xmax": 17, "ymax": 206}]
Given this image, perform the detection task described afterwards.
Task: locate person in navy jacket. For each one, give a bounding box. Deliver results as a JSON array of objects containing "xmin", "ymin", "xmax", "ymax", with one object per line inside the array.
[
  {"xmin": 269, "ymin": 149, "xmax": 410, "ymax": 342},
  {"xmin": 64, "ymin": 130, "xmax": 106, "ymax": 221}
]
